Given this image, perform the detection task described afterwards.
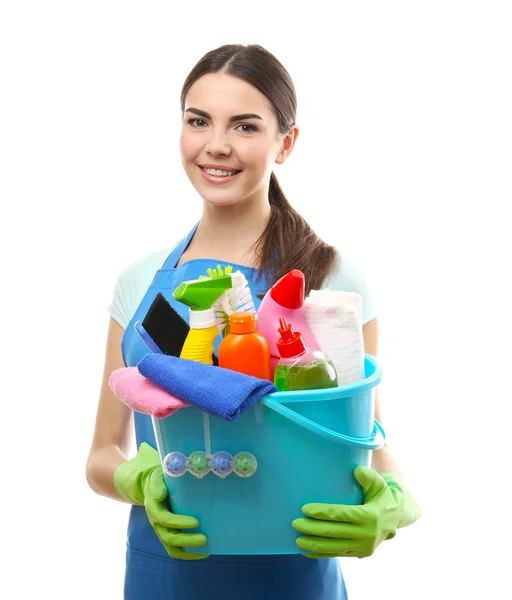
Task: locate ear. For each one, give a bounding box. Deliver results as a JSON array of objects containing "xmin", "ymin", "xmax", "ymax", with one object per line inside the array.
[{"xmin": 275, "ymin": 126, "xmax": 299, "ymax": 165}]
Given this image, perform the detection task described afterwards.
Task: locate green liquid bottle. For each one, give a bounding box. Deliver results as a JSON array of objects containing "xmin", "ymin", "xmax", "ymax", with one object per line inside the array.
[{"xmin": 273, "ymin": 317, "xmax": 338, "ymax": 391}]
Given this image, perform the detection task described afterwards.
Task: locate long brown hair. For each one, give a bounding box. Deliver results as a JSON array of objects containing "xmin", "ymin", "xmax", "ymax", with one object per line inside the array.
[{"xmin": 180, "ymin": 44, "xmax": 338, "ymax": 295}]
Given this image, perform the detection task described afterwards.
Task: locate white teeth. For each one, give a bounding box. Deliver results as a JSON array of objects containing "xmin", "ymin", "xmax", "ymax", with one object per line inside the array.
[{"xmin": 204, "ymin": 168, "xmax": 237, "ymax": 177}]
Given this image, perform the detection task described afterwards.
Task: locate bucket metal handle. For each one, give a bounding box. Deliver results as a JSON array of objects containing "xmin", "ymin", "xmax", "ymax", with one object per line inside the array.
[{"xmin": 260, "ymin": 396, "xmax": 386, "ymax": 450}]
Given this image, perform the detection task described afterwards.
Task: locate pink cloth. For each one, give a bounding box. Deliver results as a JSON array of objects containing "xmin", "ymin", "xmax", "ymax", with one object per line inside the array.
[{"xmin": 109, "ymin": 367, "xmax": 189, "ymax": 418}]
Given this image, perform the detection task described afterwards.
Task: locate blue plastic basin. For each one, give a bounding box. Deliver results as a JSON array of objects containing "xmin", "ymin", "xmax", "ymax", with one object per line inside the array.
[{"xmin": 152, "ymin": 354, "xmax": 385, "ymax": 555}]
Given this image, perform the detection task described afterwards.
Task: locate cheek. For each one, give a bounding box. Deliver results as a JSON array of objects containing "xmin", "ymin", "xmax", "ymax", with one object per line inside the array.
[
  {"xmin": 239, "ymin": 140, "xmax": 275, "ymax": 169},
  {"xmin": 180, "ymin": 131, "xmax": 199, "ymax": 162}
]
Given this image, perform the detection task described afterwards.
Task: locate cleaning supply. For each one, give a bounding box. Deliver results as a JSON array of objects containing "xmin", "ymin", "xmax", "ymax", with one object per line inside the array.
[
  {"xmin": 292, "ymin": 466, "xmax": 421, "ymax": 558},
  {"xmin": 152, "ymin": 354, "xmax": 385, "ymax": 554},
  {"xmin": 162, "ymin": 450, "xmax": 258, "ymax": 479},
  {"xmin": 134, "ymin": 321, "xmax": 164, "ymax": 355},
  {"xmin": 256, "ymin": 270, "xmax": 320, "ymax": 376},
  {"xmin": 274, "ymin": 317, "xmax": 338, "ymax": 391},
  {"xmin": 208, "ymin": 266, "xmax": 256, "ymax": 337},
  {"xmin": 303, "ymin": 290, "xmax": 364, "ymax": 386},
  {"xmin": 218, "ymin": 312, "xmax": 272, "ymax": 380},
  {"xmin": 136, "ymin": 293, "xmax": 191, "ymax": 354},
  {"xmin": 109, "ymin": 367, "xmax": 190, "ymax": 418},
  {"xmin": 135, "ymin": 292, "xmax": 220, "ymax": 363},
  {"xmin": 174, "ymin": 268, "xmax": 247, "ymax": 365},
  {"xmin": 113, "ymin": 442, "xmax": 209, "ymax": 560},
  {"xmin": 137, "ymin": 354, "xmax": 278, "ymax": 422}
]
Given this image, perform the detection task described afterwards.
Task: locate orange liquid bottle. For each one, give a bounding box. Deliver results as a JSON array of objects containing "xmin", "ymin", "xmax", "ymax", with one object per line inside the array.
[{"xmin": 218, "ymin": 312, "xmax": 272, "ymax": 381}]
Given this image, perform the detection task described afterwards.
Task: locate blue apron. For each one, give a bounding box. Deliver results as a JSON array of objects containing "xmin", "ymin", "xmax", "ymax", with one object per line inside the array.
[{"xmin": 121, "ymin": 223, "xmax": 348, "ymax": 600}]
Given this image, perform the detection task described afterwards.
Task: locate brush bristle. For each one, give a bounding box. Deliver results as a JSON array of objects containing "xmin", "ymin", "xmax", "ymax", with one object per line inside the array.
[
  {"xmin": 212, "ymin": 271, "xmax": 256, "ymax": 337},
  {"xmin": 142, "ymin": 293, "xmax": 190, "ymax": 357}
]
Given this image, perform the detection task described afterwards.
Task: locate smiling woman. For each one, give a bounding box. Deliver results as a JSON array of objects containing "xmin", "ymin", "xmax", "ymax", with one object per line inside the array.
[
  {"xmin": 179, "ymin": 72, "xmax": 297, "ymax": 213},
  {"xmin": 174, "ymin": 48, "xmax": 336, "ymax": 288},
  {"xmin": 86, "ymin": 43, "xmax": 420, "ymax": 600}
]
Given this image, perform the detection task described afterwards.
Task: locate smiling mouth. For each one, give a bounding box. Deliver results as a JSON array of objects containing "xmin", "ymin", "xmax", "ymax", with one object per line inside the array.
[{"xmin": 199, "ymin": 166, "xmax": 243, "ymax": 177}]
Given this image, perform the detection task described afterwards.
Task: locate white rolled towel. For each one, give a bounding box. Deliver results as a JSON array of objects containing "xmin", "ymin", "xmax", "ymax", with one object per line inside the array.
[{"xmin": 303, "ymin": 290, "xmax": 365, "ymax": 386}]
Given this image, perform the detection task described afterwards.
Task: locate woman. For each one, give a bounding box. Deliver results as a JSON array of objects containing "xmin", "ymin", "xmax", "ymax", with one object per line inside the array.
[{"xmin": 86, "ymin": 43, "xmax": 420, "ymax": 599}]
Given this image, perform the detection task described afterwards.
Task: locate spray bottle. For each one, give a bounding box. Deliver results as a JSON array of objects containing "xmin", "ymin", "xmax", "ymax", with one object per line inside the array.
[{"xmin": 173, "ymin": 271, "xmax": 246, "ymax": 365}]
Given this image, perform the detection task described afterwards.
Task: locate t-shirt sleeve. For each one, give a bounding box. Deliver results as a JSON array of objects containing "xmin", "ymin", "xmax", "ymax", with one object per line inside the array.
[
  {"xmin": 107, "ymin": 261, "xmax": 144, "ymax": 329},
  {"xmin": 321, "ymin": 253, "xmax": 378, "ymax": 325},
  {"xmin": 107, "ymin": 245, "xmax": 178, "ymax": 329}
]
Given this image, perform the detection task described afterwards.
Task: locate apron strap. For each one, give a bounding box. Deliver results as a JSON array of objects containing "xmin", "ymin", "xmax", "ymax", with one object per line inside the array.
[{"xmin": 161, "ymin": 221, "xmax": 199, "ymax": 270}]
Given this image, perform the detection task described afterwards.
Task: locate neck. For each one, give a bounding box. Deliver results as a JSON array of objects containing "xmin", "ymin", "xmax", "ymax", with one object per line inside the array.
[{"xmin": 194, "ymin": 197, "xmax": 272, "ymax": 256}]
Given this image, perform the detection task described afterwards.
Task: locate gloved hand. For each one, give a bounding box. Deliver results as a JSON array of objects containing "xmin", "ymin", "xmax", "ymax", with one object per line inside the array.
[
  {"xmin": 292, "ymin": 466, "xmax": 421, "ymax": 559},
  {"xmin": 113, "ymin": 442, "xmax": 208, "ymax": 560}
]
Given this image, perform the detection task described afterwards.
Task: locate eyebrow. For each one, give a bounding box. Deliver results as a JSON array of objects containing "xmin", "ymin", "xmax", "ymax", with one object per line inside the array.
[{"xmin": 185, "ymin": 108, "xmax": 263, "ymax": 122}]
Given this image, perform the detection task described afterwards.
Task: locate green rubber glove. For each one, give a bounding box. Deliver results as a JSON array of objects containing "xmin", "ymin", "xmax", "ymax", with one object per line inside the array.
[
  {"xmin": 113, "ymin": 442, "xmax": 208, "ymax": 560},
  {"xmin": 292, "ymin": 466, "xmax": 421, "ymax": 559}
]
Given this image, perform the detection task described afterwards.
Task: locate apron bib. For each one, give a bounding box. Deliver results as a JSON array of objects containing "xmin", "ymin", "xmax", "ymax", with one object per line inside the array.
[{"xmin": 121, "ymin": 223, "xmax": 348, "ymax": 600}]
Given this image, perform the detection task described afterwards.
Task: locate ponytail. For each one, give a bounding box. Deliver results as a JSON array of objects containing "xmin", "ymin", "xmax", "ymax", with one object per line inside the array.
[{"xmin": 253, "ymin": 173, "xmax": 338, "ymax": 296}]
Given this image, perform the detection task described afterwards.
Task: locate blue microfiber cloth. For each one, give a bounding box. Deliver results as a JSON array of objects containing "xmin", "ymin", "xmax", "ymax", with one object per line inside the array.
[{"xmin": 137, "ymin": 354, "xmax": 278, "ymax": 422}]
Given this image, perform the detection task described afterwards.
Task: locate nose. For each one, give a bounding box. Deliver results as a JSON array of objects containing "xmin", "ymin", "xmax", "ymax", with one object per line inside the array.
[{"xmin": 205, "ymin": 128, "xmax": 231, "ymax": 156}]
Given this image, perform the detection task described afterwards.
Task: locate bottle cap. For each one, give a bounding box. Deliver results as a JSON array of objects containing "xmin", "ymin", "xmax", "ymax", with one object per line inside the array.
[
  {"xmin": 269, "ymin": 270, "xmax": 305, "ymax": 309},
  {"xmin": 189, "ymin": 308, "xmax": 216, "ymax": 328},
  {"xmin": 229, "ymin": 312, "xmax": 256, "ymax": 334},
  {"xmin": 276, "ymin": 317, "xmax": 307, "ymax": 358}
]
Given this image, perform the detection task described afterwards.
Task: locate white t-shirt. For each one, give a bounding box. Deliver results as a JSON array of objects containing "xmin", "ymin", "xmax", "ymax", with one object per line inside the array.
[{"xmin": 108, "ymin": 243, "xmax": 377, "ymax": 329}]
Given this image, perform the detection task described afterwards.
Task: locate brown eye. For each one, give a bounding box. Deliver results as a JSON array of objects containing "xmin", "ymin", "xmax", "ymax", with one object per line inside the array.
[
  {"xmin": 188, "ymin": 118, "xmax": 208, "ymax": 128},
  {"xmin": 236, "ymin": 123, "xmax": 257, "ymax": 133}
]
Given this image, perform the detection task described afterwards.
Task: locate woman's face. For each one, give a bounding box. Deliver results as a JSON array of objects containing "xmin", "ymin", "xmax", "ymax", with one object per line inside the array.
[{"xmin": 180, "ymin": 72, "xmax": 295, "ymax": 207}]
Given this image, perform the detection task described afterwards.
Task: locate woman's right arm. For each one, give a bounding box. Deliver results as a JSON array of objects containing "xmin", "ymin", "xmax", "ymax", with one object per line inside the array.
[{"xmin": 86, "ymin": 317, "xmax": 134, "ymax": 502}]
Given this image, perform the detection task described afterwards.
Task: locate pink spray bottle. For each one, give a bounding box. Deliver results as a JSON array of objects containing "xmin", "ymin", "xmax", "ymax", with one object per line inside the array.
[{"xmin": 256, "ymin": 269, "xmax": 320, "ymax": 377}]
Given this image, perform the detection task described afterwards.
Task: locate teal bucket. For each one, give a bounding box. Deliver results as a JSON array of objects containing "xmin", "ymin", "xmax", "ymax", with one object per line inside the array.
[{"xmin": 152, "ymin": 354, "xmax": 385, "ymax": 555}]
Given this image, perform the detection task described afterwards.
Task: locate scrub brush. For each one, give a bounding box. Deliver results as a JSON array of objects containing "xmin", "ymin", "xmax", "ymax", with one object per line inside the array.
[
  {"xmin": 135, "ymin": 293, "xmax": 218, "ymax": 364},
  {"xmin": 204, "ymin": 265, "xmax": 256, "ymax": 337}
]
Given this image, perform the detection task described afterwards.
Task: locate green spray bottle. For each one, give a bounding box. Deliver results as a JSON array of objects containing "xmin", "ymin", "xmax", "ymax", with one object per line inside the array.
[{"xmin": 174, "ymin": 267, "xmax": 246, "ymax": 365}]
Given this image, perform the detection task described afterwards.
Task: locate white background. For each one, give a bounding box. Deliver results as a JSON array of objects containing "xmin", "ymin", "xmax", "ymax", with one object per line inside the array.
[{"xmin": 1, "ymin": 1, "xmax": 511, "ymax": 598}]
